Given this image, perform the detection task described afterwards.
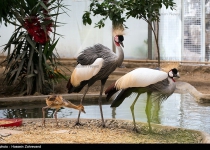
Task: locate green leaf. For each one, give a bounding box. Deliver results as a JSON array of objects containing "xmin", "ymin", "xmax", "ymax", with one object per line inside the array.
[
  {"xmin": 1, "ymin": 0, "xmax": 72, "ymax": 95},
  {"xmin": 25, "ymin": 35, "xmax": 39, "ymax": 53},
  {"xmin": 13, "ymin": 58, "xmax": 25, "ymax": 84},
  {"xmin": 38, "ymin": 0, "xmax": 48, "ymax": 12},
  {"xmin": 47, "ymin": 38, "xmax": 59, "ymax": 59}
]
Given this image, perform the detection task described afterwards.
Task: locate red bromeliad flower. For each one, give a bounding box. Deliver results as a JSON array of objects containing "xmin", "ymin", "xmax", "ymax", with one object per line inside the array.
[
  {"xmin": 23, "ymin": 0, "xmax": 53, "ymax": 44},
  {"xmin": 24, "ymin": 17, "xmax": 52, "ymax": 44}
]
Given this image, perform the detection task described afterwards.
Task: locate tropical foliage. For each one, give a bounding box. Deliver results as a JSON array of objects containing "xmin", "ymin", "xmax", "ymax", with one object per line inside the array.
[{"xmin": 0, "ymin": 0, "xmax": 69, "ymax": 95}]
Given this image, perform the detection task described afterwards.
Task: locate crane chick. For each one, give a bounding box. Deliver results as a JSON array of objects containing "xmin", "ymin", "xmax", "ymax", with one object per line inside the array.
[
  {"xmin": 105, "ymin": 68, "xmax": 180, "ymax": 132},
  {"xmin": 42, "ymin": 95, "xmax": 86, "ymax": 127}
]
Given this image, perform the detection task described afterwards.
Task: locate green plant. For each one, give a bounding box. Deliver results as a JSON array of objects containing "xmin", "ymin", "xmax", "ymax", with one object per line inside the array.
[
  {"xmin": 82, "ymin": 0, "xmax": 176, "ymax": 68},
  {"xmin": 0, "ymin": 0, "xmax": 69, "ymax": 95}
]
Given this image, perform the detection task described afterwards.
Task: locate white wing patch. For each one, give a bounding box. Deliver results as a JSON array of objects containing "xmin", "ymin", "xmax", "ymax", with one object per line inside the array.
[
  {"xmin": 115, "ymin": 68, "xmax": 168, "ymax": 90},
  {"xmin": 71, "ymin": 58, "xmax": 104, "ymax": 87}
]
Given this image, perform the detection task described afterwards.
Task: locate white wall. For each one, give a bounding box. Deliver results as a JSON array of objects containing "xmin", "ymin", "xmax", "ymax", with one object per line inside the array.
[
  {"xmin": 1, "ymin": 0, "xmax": 179, "ymax": 60},
  {"xmin": 123, "ymin": 17, "xmax": 148, "ymax": 59},
  {"xmin": 54, "ymin": 0, "xmax": 148, "ymax": 59},
  {"xmin": 54, "ymin": 0, "xmax": 113, "ymax": 58},
  {"xmin": 0, "ymin": 24, "xmax": 15, "ymax": 56}
]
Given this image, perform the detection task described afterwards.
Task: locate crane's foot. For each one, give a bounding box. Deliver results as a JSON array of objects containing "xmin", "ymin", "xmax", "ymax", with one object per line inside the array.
[
  {"xmin": 73, "ymin": 122, "xmax": 84, "ymax": 127},
  {"xmin": 148, "ymin": 128, "xmax": 153, "ymax": 134},
  {"xmin": 98, "ymin": 123, "xmax": 106, "ymax": 128},
  {"xmin": 148, "ymin": 125, "xmax": 153, "ymax": 133},
  {"xmin": 132, "ymin": 127, "xmax": 140, "ymax": 133},
  {"xmin": 132, "ymin": 127, "xmax": 150, "ymax": 135},
  {"xmin": 55, "ymin": 124, "xmax": 60, "ymax": 127},
  {"xmin": 42, "ymin": 121, "xmax": 46, "ymax": 127}
]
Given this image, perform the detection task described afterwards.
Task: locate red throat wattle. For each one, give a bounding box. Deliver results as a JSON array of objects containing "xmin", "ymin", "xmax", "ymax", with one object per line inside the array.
[{"xmin": 115, "ymin": 41, "xmax": 120, "ymax": 46}]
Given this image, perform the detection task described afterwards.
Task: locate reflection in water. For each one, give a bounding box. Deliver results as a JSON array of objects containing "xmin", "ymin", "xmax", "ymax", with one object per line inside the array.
[
  {"xmin": 0, "ymin": 93, "xmax": 210, "ymax": 134},
  {"xmin": 150, "ymin": 99, "xmax": 161, "ymax": 124},
  {"xmin": 111, "ymin": 107, "xmax": 116, "ymax": 119},
  {"xmin": 2, "ymin": 107, "xmax": 66, "ymax": 119}
]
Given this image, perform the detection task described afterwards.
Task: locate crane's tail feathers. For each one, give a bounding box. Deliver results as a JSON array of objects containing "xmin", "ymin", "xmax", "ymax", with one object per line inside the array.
[
  {"xmin": 110, "ymin": 90, "xmax": 125, "ymax": 107},
  {"xmin": 66, "ymin": 79, "xmax": 73, "ymax": 91},
  {"xmin": 111, "ymin": 88, "xmax": 140, "ymax": 107},
  {"xmin": 66, "ymin": 79, "xmax": 88, "ymax": 93},
  {"xmin": 105, "ymin": 81, "xmax": 118, "ymax": 101},
  {"xmin": 111, "ymin": 88, "xmax": 136, "ymax": 107}
]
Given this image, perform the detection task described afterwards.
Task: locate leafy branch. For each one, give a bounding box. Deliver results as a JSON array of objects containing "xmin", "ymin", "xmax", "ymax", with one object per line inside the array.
[{"xmin": 82, "ymin": 0, "xmax": 176, "ymax": 68}]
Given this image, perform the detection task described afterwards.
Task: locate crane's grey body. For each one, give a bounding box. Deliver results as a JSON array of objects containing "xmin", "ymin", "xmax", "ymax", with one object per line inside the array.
[
  {"xmin": 76, "ymin": 44, "xmax": 124, "ymax": 86},
  {"xmin": 147, "ymin": 77, "xmax": 176, "ymax": 101},
  {"xmin": 105, "ymin": 68, "xmax": 179, "ymax": 132},
  {"xmin": 110, "ymin": 76, "xmax": 176, "ymax": 108}
]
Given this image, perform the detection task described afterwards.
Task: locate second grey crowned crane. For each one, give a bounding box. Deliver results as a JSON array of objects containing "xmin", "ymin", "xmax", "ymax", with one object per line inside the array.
[
  {"xmin": 66, "ymin": 35, "xmax": 124, "ymax": 127},
  {"xmin": 105, "ymin": 68, "xmax": 180, "ymax": 132}
]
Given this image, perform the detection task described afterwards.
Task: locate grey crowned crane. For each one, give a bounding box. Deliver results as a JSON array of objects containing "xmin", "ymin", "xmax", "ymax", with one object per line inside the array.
[
  {"xmin": 42, "ymin": 95, "xmax": 86, "ymax": 127},
  {"xmin": 105, "ymin": 68, "xmax": 180, "ymax": 132},
  {"xmin": 66, "ymin": 34, "xmax": 125, "ymax": 127}
]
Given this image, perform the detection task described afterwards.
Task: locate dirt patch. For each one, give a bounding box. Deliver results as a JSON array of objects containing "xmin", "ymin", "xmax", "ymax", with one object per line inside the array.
[{"xmin": 0, "ymin": 119, "xmax": 203, "ymax": 143}]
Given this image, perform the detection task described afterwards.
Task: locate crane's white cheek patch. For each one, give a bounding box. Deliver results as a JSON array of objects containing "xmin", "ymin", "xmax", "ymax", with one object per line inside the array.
[
  {"xmin": 71, "ymin": 58, "xmax": 104, "ymax": 87},
  {"xmin": 168, "ymin": 71, "xmax": 173, "ymax": 78}
]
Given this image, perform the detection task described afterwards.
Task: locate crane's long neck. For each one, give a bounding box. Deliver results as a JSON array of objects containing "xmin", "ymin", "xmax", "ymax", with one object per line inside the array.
[
  {"xmin": 167, "ymin": 77, "xmax": 176, "ymax": 94},
  {"xmin": 115, "ymin": 43, "xmax": 124, "ymax": 67}
]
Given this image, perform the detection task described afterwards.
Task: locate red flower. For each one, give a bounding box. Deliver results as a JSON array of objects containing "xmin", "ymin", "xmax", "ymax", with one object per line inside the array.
[{"xmin": 24, "ymin": 16, "xmax": 52, "ymax": 44}]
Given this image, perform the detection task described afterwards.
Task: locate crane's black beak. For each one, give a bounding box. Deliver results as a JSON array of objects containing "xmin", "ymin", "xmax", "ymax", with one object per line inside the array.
[{"xmin": 119, "ymin": 42, "xmax": 124, "ymax": 47}]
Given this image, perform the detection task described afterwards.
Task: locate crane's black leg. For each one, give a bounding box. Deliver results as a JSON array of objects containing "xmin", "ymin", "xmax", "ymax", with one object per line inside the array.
[
  {"xmin": 145, "ymin": 92, "xmax": 152, "ymax": 132},
  {"xmin": 42, "ymin": 106, "xmax": 50, "ymax": 127},
  {"xmin": 98, "ymin": 78, "xmax": 107, "ymax": 127},
  {"xmin": 130, "ymin": 93, "xmax": 140, "ymax": 132},
  {"xmin": 74, "ymin": 85, "xmax": 89, "ymax": 126}
]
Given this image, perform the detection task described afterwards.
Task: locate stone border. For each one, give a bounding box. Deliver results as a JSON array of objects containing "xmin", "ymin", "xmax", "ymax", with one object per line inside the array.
[
  {"xmin": 0, "ymin": 81, "xmax": 209, "ymax": 104},
  {"xmin": 0, "ymin": 94, "xmax": 107, "ymax": 107}
]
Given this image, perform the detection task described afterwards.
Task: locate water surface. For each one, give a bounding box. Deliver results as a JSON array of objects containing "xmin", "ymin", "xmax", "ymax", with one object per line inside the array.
[{"xmin": 0, "ymin": 93, "xmax": 210, "ymax": 134}]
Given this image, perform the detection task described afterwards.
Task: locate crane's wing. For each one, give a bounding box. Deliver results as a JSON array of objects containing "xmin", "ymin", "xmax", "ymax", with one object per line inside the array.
[
  {"xmin": 71, "ymin": 58, "xmax": 104, "ymax": 87},
  {"xmin": 111, "ymin": 88, "xmax": 141, "ymax": 107},
  {"xmin": 115, "ymin": 68, "xmax": 168, "ymax": 90},
  {"xmin": 77, "ymin": 44, "xmax": 113, "ymax": 65}
]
